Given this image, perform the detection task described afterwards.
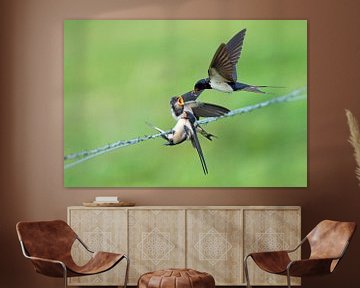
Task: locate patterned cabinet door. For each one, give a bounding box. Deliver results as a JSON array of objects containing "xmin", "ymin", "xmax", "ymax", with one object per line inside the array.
[
  {"xmin": 68, "ymin": 208, "xmax": 128, "ymax": 286},
  {"xmin": 128, "ymin": 209, "xmax": 186, "ymax": 284},
  {"xmin": 187, "ymin": 209, "xmax": 243, "ymax": 285},
  {"xmin": 243, "ymin": 208, "xmax": 301, "ymax": 286}
]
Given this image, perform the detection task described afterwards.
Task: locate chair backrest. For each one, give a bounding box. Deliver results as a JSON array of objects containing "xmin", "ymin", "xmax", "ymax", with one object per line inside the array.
[
  {"xmin": 16, "ymin": 220, "xmax": 77, "ymax": 261},
  {"xmin": 307, "ymin": 220, "xmax": 356, "ymax": 264}
]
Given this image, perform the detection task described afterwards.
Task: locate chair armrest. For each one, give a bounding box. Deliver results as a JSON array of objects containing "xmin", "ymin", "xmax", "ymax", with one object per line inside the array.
[
  {"xmin": 19, "ymin": 240, "xmax": 67, "ymax": 277},
  {"xmin": 245, "ymin": 236, "xmax": 306, "ymax": 258},
  {"xmin": 287, "ymin": 258, "xmax": 335, "ymax": 277},
  {"xmin": 25, "ymin": 255, "xmax": 67, "ymax": 277},
  {"xmin": 247, "ymin": 250, "xmax": 290, "ymax": 258},
  {"xmin": 76, "ymin": 236, "xmax": 94, "ymax": 253},
  {"xmin": 286, "ymin": 237, "xmax": 307, "ymax": 253}
]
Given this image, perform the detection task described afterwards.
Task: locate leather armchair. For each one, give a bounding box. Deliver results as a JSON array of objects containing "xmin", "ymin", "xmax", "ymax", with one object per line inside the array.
[
  {"xmin": 244, "ymin": 220, "xmax": 356, "ymax": 288},
  {"xmin": 16, "ymin": 220, "xmax": 129, "ymax": 288}
]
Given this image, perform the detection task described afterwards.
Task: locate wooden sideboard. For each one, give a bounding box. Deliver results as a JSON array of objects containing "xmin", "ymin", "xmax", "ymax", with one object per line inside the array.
[{"xmin": 67, "ymin": 206, "xmax": 301, "ymax": 286}]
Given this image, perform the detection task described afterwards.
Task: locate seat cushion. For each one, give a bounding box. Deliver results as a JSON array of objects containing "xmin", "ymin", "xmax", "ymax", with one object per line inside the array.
[
  {"xmin": 138, "ymin": 268, "xmax": 215, "ymax": 288},
  {"xmin": 67, "ymin": 252, "xmax": 124, "ymax": 276},
  {"xmin": 250, "ymin": 251, "xmax": 291, "ymax": 274}
]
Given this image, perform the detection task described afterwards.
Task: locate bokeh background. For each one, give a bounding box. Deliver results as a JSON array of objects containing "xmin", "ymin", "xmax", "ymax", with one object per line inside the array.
[{"xmin": 64, "ymin": 20, "xmax": 307, "ymax": 187}]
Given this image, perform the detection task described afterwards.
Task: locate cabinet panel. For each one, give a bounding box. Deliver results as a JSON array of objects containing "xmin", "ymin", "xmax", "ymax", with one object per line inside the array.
[
  {"xmin": 243, "ymin": 209, "xmax": 301, "ymax": 286},
  {"xmin": 187, "ymin": 209, "xmax": 243, "ymax": 285},
  {"xmin": 68, "ymin": 208, "xmax": 127, "ymax": 286},
  {"xmin": 128, "ymin": 209, "xmax": 186, "ymax": 284},
  {"xmin": 67, "ymin": 206, "xmax": 300, "ymax": 286}
]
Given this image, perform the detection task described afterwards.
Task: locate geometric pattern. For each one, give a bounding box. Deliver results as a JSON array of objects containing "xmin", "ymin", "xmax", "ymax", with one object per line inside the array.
[
  {"xmin": 252, "ymin": 228, "xmax": 287, "ymax": 252},
  {"xmin": 68, "ymin": 208, "xmax": 127, "ymax": 286},
  {"xmin": 84, "ymin": 227, "xmax": 113, "ymax": 252},
  {"xmin": 186, "ymin": 209, "xmax": 242, "ymax": 285},
  {"xmin": 243, "ymin": 209, "xmax": 301, "ymax": 286},
  {"xmin": 68, "ymin": 206, "xmax": 300, "ymax": 286},
  {"xmin": 137, "ymin": 228, "xmax": 175, "ymax": 265},
  {"xmin": 194, "ymin": 227, "xmax": 232, "ymax": 265}
]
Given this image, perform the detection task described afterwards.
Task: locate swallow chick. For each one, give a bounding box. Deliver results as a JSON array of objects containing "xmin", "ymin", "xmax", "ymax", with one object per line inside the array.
[
  {"xmin": 170, "ymin": 91, "xmax": 230, "ymax": 141},
  {"xmin": 170, "ymin": 90, "xmax": 230, "ymax": 120},
  {"xmin": 151, "ymin": 111, "xmax": 208, "ymax": 175},
  {"xmin": 194, "ymin": 28, "xmax": 272, "ymax": 94}
]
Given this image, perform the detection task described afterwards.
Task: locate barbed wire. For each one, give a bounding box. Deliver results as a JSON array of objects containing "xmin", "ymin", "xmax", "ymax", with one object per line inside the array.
[{"xmin": 64, "ymin": 87, "xmax": 307, "ymax": 169}]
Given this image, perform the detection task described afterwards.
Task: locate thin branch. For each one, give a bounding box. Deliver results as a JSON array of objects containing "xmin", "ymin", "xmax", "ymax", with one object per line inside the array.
[{"xmin": 64, "ymin": 87, "xmax": 307, "ymax": 169}]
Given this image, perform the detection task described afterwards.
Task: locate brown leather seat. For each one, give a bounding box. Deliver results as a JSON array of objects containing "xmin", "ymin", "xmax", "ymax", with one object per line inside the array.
[
  {"xmin": 138, "ymin": 268, "xmax": 215, "ymax": 288},
  {"xmin": 244, "ymin": 220, "xmax": 356, "ymax": 288},
  {"xmin": 16, "ymin": 220, "xmax": 129, "ymax": 288}
]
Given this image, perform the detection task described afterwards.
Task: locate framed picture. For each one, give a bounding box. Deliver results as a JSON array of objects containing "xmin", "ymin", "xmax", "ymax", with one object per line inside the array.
[{"xmin": 64, "ymin": 20, "xmax": 307, "ymax": 187}]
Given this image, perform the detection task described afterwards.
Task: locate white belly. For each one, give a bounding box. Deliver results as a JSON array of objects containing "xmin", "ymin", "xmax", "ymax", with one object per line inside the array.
[
  {"xmin": 169, "ymin": 119, "xmax": 191, "ymax": 144},
  {"xmin": 209, "ymin": 80, "xmax": 233, "ymax": 92}
]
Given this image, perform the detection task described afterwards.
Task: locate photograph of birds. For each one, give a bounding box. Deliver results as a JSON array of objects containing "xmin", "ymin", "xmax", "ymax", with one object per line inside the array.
[{"xmin": 64, "ymin": 20, "xmax": 307, "ymax": 187}]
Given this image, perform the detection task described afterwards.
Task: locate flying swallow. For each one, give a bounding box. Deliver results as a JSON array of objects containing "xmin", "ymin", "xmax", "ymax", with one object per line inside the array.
[
  {"xmin": 151, "ymin": 111, "xmax": 208, "ymax": 175},
  {"xmin": 170, "ymin": 90, "xmax": 229, "ymax": 140},
  {"xmin": 194, "ymin": 28, "xmax": 272, "ymax": 94}
]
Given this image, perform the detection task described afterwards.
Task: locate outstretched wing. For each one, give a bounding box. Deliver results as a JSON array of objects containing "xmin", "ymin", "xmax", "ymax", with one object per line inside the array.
[
  {"xmin": 226, "ymin": 29, "xmax": 246, "ymax": 66},
  {"xmin": 208, "ymin": 28, "xmax": 246, "ymax": 82},
  {"xmin": 208, "ymin": 43, "xmax": 235, "ymax": 82},
  {"xmin": 186, "ymin": 101, "xmax": 230, "ymax": 119}
]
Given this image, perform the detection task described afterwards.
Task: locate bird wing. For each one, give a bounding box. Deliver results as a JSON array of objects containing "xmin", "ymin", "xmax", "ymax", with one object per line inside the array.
[
  {"xmin": 184, "ymin": 114, "xmax": 208, "ymax": 175},
  {"xmin": 226, "ymin": 29, "xmax": 246, "ymax": 66},
  {"xmin": 146, "ymin": 122, "xmax": 171, "ymax": 141},
  {"xmin": 208, "ymin": 43, "xmax": 235, "ymax": 82},
  {"xmin": 208, "ymin": 28, "xmax": 246, "ymax": 82},
  {"xmin": 186, "ymin": 101, "xmax": 230, "ymax": 119},
  {"xmin": 181, "ymin": 90, "xmax": 204, "ymax": 102}
]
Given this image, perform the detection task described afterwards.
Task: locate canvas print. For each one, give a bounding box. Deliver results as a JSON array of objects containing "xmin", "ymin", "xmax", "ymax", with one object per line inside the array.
[{"xmin": 64, "ymin": 20, "xmax": 307, "ymax": 187}]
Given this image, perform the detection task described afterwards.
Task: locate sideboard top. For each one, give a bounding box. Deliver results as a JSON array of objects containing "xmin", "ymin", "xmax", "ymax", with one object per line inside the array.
[{"xmin": 68, "ymin": 205, "xmax": 301, "ymax": 210}]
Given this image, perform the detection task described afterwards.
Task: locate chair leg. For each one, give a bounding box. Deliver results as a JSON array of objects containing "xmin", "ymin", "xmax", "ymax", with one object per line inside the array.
[
  {"xmin": 123, "ymin": 255, "xmax": 130, "ymax": 288},
  {"xmin": 286, "ymin": 269, "xmax": 292, "ymax": 288},
  {"xmin": 243, "ymin": 255, "xmax": 252, "ymax": 288},
  {"xmin": 62, "ymin": 264, "xmax": 68, "ymax": 288}
]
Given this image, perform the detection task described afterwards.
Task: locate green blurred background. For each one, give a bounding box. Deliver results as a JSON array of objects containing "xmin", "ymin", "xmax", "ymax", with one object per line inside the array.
[{"xmin": 64, "ymin": 20, "xmax": 307, "ymax": 187}]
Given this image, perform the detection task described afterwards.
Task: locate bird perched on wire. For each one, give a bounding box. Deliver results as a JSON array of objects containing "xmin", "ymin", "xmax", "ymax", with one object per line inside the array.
[
  {"xmin": 170, "ymin": 91, "xmax": 230, "ymax": 140},
  {"xmin": 169, "ymin": 90, "xmax": 230, "ymax": 141},
  {"xmin": 150, "ymin": 110, "xmax": 208, "ymax": 175},
  {"xmin": 193, "ymin": 28, "xmax": 272, "ymax": 94},
  {"xmin": 170, "ymin": 90, "xmax": 230, "ymax": 120}
]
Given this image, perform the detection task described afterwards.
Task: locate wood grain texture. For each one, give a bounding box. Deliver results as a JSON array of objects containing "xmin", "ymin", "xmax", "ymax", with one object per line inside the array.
[
  {"xmin": 187, "ymin": 209, "xmax": 243, "ymax": 285},
  {"xmin": 244, "ymin": 208, "xmax": 301, "ymax": 285},
  {"xmin": 68, "ymin": 206, "xmax": 300, "ymax": 286},
  {"xmin": 67, "ymin": 208, "xmax": 128, "ymax": 285},
  {"xmin": 128, "ymin": 209, "xmax": 186, "ymax": 284}
]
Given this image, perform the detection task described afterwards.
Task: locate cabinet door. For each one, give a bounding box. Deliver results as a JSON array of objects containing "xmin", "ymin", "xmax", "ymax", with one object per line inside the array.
[
  {"xmin": 128, "ymin": 209, "xmax": 186, "ymax": 284},
  {"xmin": 68, "ymin": 208, "xmax": 127, "ymax": 286},
  {"xmin": 243, "ymin": 208, "xmax": 301, "ymax": 286},
  {"xmin": 187, "ymin": 209, "xmax": 243, "ymax": 285}
]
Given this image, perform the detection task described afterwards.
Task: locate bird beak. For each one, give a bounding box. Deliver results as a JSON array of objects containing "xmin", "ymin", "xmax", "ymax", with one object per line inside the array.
[{"xmin": 178, "ymin": 96, "xmax": 185, "ymax": 106}]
